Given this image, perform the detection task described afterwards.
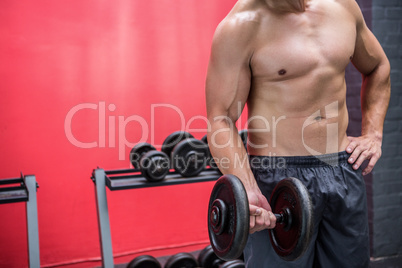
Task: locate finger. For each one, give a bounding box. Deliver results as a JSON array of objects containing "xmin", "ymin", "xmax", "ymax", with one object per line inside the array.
[
  {"xmin": 249, "ymin": 205, "xmax": 262, "ymax": 216},
  {"xmin": 249, "ymin": 214, "xmax": 256, "ymax": 233},
  {"xmin": 362, "ymin": 152, "xmax": 380, "ymax": 175},
  {"xmin": 348, "ymin": 144, "xmax": 364, "ymax": 166},
  {"xmin": 267, "ymin": 211, "xmax": 277, "ymax": 229},
  {"xmin": 346, "ymin": 137, "xmax": 358, "ymax": 154},
  {"xmin": 254, "ymin": 211, "xmax": 271, "ymax": 232},
  {"xmin": 353, "ymin": 149, "xmax": 372, "ymax": 170}
]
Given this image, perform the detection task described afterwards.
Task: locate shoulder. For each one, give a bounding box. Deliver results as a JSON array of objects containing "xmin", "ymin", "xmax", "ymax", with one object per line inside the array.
[
  {"xmin": 333, "ymin": 0, "xmax": 366, "ymax": 26},
  {"xmin": 212, "ymin": 0, "xmax": 263, "ymax": 50}
]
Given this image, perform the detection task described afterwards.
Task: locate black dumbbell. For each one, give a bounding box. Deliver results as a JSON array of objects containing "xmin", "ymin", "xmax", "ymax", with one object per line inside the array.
[
  {"xmin": 126, "ymin": 255, "xmax": 161, "ymax": 268},
  {"xmin": 130, "ymin": 143, "xmax": 170, "ymax": 182},
  {"xmin": 161, "ymin": 131, "xmax": 194, "ymax": 161},
  {"xmin": 201, "ymin": 133, "xmax": 208, "ymax": 145},
  {"xmin": 198, "ymin": 245, "xmax": 224, "ymax": 268},
  {"xmin": 171, "ymin": 138, "xmax": 209, "ymax": 177},
  {"xmin": 164, "ymin": 252, "xmax": 198, "ymax": 268},
  {"xmin": 208, "ymin": 175, "xmax": 314, "ymax": 261}
]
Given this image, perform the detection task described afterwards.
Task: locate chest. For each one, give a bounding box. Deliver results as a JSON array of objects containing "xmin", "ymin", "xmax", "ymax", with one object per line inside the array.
[{"xmin": 250, "ymin": 9, "xmax": 356, "ymax": 80}]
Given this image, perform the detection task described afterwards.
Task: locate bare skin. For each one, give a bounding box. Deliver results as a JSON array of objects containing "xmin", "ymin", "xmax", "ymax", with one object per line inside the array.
[{"xmin": 206, "ymin": 0, "xmax": 390, "ymax": 234}]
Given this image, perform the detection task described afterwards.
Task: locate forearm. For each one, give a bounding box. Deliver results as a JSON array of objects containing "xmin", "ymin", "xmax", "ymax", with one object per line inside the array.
[
  {"xmin": 360, "ymin": 59, "xmax": 391, "ymax": 139},
  {"xmin": 207, "ymin": 118, "xmax": 257, "ymax": 190}
]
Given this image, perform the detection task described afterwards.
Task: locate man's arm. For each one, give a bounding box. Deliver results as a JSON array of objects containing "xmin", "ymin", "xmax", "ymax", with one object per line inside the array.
[
  {"xmin": 206, "ymin": 20, "xmax": 254, "ymax": 189},
  {"xmin": 347, "ymin": 1, "xmax": 391, "ymax": 175},
  {"xmin": 206, "ymin": 18, "xmax": 276, "ymax": 233}
]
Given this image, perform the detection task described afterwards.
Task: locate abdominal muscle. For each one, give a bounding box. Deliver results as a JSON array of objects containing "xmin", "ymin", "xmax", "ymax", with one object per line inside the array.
[{"xmin": 246, "ymin": 74, "xmax": 350, "ymax": 157}]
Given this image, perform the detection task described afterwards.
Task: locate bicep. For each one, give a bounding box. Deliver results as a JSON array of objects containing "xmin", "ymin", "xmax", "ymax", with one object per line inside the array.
[
  {"xmin": 205, "ymin": 29, "xmax": 252, "ymax": 123},
  {"xmin": 351, "ymin": 4, "xmax": 388, "ymax": 75},
  {"xmin": 206, "ymin": 61, "xmax": 251, "ymax": 122}
]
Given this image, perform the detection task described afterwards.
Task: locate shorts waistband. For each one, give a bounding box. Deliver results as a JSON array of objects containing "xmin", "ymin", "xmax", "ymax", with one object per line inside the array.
[{"xmin": 248, "ymin": 151, "xmax": 350, "ymax": 169}]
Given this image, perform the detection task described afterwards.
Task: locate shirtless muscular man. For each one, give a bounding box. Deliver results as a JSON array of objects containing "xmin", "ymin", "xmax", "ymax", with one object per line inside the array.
[{"xmin": 205, "ymin": 0, "xmax": 390, "ymax": 267}]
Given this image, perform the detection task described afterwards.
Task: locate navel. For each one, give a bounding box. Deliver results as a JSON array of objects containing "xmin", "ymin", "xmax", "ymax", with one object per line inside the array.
[
  {"xmin": 278, "ymin": 69, "xmax": 287, "ymax": 75},
  {"xmin": 314, "ymin": 116, "xmax": 322, "ymax": 121}
]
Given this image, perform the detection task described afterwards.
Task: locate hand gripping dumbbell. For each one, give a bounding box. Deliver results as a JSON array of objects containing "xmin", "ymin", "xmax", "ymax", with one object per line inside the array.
[
  {"xmin": 130, "ymin": 143, "xmax": 170, "ymax": 182},
  {"xmin": 208, "ymin": 175, "xmax": 314, "ymax": 261},
  {"xmin": 162, "ymin": 131, "xmax": 209, "ymax": 177}
]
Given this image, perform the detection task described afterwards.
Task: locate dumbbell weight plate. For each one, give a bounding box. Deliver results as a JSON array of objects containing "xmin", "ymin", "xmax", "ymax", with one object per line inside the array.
[
  {"xmin": 269, "ymin": 177, "xmax": 314, "ymax": 261},
  {"xmin": 197, "ymin": 245, "xmax": 223, "ymax": 268},
  {"xmin": 130, "ymin": 143, "xmax": 156, "ymax": 169},
  {"xmin": 126, "ymin": 255, "xmax": 161, "ymax": 268},
  {"xmin": 164, "ymin": 252, "xmax": 198, "ymax": 268},
  {"xmin": 208, "ymin": 175, "xmax": 314, "ymax": 262},
  {"xmin": 171, "ymin": 138, "xmax": 209, "ymax": 177},
  {"xmin": 208, "ymin": 175, "xmax": 249, "ymax": 261},
  {"xmin": 140, "ymin": 151, "xmax": 170, "ymax": 182},
  {"xmin": 161, "ymin": 131, "xmax": 194, "ymax": 159}
]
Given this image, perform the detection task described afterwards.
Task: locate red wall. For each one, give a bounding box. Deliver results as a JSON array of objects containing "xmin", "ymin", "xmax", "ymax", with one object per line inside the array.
[{"xmin": 0, "ymin": 1, "xmax": 240, "ymax": 267}]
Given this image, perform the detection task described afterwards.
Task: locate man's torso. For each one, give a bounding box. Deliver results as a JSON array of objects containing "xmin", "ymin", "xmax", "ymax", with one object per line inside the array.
[{"xmin": 226, "ymin": 0, "xmax": 357, "ymax": 156}]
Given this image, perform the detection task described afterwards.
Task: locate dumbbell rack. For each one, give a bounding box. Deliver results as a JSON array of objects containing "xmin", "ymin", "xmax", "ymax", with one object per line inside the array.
[
  {"xmin": 0, "ymin": 174, "xmax": 40, "ymax": 268},
  {"xmin": 91, "ymin": 167, "xmax": 220, "ymax": 268}
]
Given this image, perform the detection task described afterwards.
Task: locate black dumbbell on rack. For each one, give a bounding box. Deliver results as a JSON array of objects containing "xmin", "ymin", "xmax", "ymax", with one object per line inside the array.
[
  {"xmin": 162, "ymin": 131, "xmax": 209, "ymax": 177},
  {"xmin": 198, "ymin": 245, "xmax": 224, "ymax": 268},
  {"xmin": 126, "ymin": 255, "xmax": 161, "ymax": 268},
  {"xmin": 198, "ymin": 245, "xmax": 245, "ymax": 268},
  {"xmin": 130, "ymin": 143, "xmax": 170, "ymax": 182},
  {"xmin": 164, "ymin": 252, "xmax": 198, "ymax": 268},
  {"xmin": 161, "ymin": 131, "xmax": 194, "ymax": 159}
]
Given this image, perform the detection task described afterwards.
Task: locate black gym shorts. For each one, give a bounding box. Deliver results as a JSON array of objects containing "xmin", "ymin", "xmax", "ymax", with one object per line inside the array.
[{"xmin": 243, "ymin": 151, "xmax": 370, "ymax": 268}]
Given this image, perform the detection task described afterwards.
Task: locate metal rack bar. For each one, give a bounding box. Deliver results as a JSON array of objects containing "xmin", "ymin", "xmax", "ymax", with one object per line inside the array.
[
  {"xmin": 25, "ymin": 175, "xmax": 40, "ymax": 268},
  {"xmin": 0, "ymin": 175, "xmax": 40, "ymax": 268},
  {"xmin": 94, "ymin": 169, "xmax": 114, "ymax": 268},
  {"xmin": 92, "ymin": 168, "xmax": 220, "ymax": 267},
  {"xmin": 0, "ymin": 177, "xmax": 24, "ymax": 185},
  {"xmin": 0, "ymin": 187, "xmax": 28, "ymax": 204},
  {"xmin": 106, "ymin": 169, "xmax": 219, "ymax": 191}
]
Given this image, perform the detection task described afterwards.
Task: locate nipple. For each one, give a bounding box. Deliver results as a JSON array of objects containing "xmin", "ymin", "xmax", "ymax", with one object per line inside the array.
[{"xmin": 278, "ymin": 69, "xmax": 287, "ymax": 75}]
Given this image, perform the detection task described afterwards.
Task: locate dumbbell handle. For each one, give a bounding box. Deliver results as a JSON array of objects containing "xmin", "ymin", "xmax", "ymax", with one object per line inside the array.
[
  {"xmin": 274, "ymin": 213, "xmax": 283, "ymax": 223},
  {"xmin": 272, "ymin": 208, "xmax": 292, "ymax": 230}
]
